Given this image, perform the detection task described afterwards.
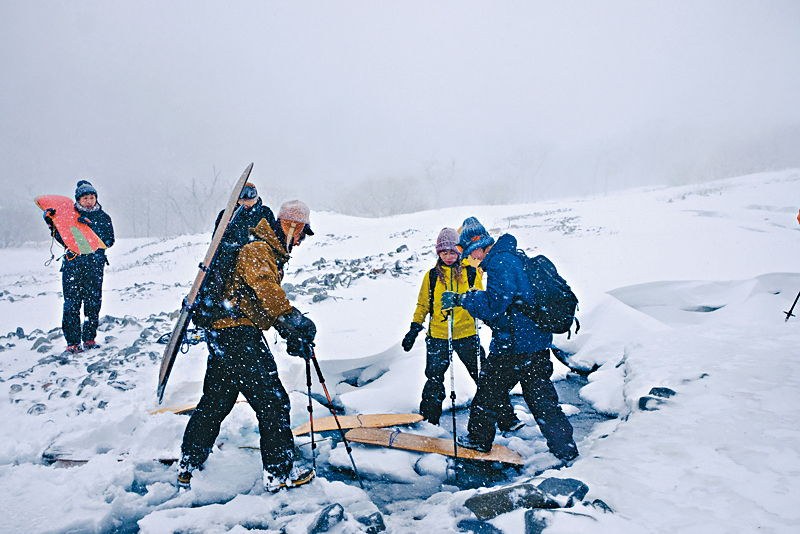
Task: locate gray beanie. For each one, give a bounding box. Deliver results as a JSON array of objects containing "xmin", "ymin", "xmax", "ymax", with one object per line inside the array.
[
  {"xmin": 75, "ymin": 180, "xmax": 98, "ymax": 200},
  {"xmin": 436, "ymin": 227, "xmax": 459, "ymax": 254}
]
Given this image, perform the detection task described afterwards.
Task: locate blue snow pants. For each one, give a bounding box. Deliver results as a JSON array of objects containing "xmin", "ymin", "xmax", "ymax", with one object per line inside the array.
[
  {"xmin": 61, "ymin": 251, "xmax": 105, "ymax": 346},
  {"xmin": 466, "ymin": 349, "xmax": 577, "ymax": 460},
  {"xmin": 181, "ymin": 325, "xmax": 294, "ymax": 476}
]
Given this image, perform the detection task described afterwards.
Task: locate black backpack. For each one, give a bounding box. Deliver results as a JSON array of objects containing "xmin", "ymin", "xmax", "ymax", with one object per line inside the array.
[
  {"xmin": 512, "ymin": 251, "xmax": 579, "ymax": 336},
  {"xmin": 191, "ymin": 242, "xmax": 243, "ymax": 329}
]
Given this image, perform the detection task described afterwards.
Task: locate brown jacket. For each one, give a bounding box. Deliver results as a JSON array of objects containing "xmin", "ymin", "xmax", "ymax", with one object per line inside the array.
[{"xmin": 212, "ymin": 218, "xmax": 293, "ymax": 330}]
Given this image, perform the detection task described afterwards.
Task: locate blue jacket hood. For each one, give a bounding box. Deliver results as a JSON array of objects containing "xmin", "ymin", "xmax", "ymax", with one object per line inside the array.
[{"xmin": 463, "ymin": 232, "xmax": 551, "ymax": 354}]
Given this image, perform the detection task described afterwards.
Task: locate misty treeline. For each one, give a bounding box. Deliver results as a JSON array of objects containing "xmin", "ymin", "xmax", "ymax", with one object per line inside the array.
[{"xmin": 2, "ymin": 122, "xmax": 799, "ymax": 248}]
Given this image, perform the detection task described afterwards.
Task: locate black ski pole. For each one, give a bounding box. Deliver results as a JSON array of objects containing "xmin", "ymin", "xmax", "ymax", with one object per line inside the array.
[
  {"xmin": 305, "ymin": 357, "xmax": 316, "ymax": 471},
  {"xmin": 785, "ymin": 290, "xmax": 800, "ymax": 322},
  {"xmin": 448, "ymin": 311, "xmax": 458, "ymax": 478},
  {"xmin": 309, "ymin": 348, "xmax": 364, "ymax": 489}
]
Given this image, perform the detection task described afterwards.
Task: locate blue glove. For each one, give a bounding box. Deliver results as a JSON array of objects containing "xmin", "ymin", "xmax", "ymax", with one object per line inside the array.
[
  {"xmin": 43, "ymin": 208, "xmax": 56, "ymax": 221},
  {"xmin": 441, "ymin": 291, "xmax": 462, "ymax": 312},
  {"xmin": 77, "ymin": 215, "xmax": 92, "ymax": 226}
]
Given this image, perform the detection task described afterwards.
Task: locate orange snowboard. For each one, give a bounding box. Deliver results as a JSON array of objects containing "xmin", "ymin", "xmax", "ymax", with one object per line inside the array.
[
  {"xmin": 291, "ymin": 413, "xmax": 423, "ymax": 436},
  {"xmin": 345, "ymin": 427, "xmax": 524, "ymax": 465},
  {"xmin": 36, "ymin": 195, "xmax": 106, "ymax": 255}
]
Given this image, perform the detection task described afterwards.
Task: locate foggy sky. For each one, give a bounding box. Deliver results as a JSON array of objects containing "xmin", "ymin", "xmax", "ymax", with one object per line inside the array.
[{"xmin": 2, "ymin": 1, "xmax": 799, "ymax": 213}]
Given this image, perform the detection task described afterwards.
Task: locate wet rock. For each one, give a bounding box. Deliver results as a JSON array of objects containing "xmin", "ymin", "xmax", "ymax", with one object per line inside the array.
[
  {"xmin": 36, "ymin": 344, "xmax": 53, "ymax": 353},
  {"xmin": 396, "ymin": 244, "xmax": 408, "ymax": 253},
  {"xmin": 119, "ymin": 346, "xmax": 140, "ymax": 357},
  {"xmin": 109, "ymin": 381, "xmax": 134, "ymax": 391},
  {"xmin": 10, "ymin": 384, "xmax": 23, "ymax": 394},
  {"xmin": 121, "ymin": 317, "xmax": 140, "ymax": 328},
  {"xmin": 87, "ymin": 361, "xmax": 110, "ymax": 373},
  {"xmin": 589, "ymin": 499, "xmax": 613, "ymax": 513},
  {"xmin": 309, "ymin": 502, "xmax": 344, "ymax": 533},
  {"xmin": 27, "ymin": 403, "xmax": 46, "ymax": 415},
  {"xmin": 649, "ymin": 387, "xmax": 676, "ymax": 398},
  {"xmin": 464, "ymin": 484, "xmax": 558, "ymax": 520},
  {"xmin": 312, "ymin": 290, "xmax": 329, "ymax": 303},
  {"xmin": 355, "ymin": 511, "xmax": 386, "ymax": 533},
  {"xmin": 639, "ymin": 396, "xmax": 666, "ymax": 411},
  {"xmin": 16, "ymin": 327, "xmax": 25, "ymax": 338},
  {"xmin": 457, "ymin": 518, "xmax": 504, "ymax": 533},
  {"xmin": 80, "ymin": 376, "xmax": 97, "ymax": 388},
  {"xmin": 27, "ymin": 329, "xmax": 44, "ymax": 339},
  {"xmin": 47, "ymin": 330, "xmax": 63, "ymax": 341},
  {"xmin": 524, "ymin": 510, "xmax": 548, "ymax": 534},
  {"xmin": 536, "ymin": 478, "xmax": 589, "ymax": 507}
]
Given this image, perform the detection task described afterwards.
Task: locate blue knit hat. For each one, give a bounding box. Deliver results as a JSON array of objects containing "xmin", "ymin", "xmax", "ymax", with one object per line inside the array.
[
  {"xmin": 75, "ymin": 180, "xmax": 97, "ymax": 200},
  {"xmin": 458, "ymin": 217, "xmax": 494, "ymax": 258}
]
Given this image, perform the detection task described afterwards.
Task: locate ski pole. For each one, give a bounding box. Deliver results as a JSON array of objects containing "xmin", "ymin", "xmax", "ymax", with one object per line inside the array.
[
  {"xmin": 475, "ymin": 318, "xmax": 481, "ymax": 378},
  {"xmin": 448, "ymin": 310, "xmax": 458, "ymax": 476},
  {"xmin": 785, "ymin": 290, "xmax": 800, "ymax": 322},
  {"xmin": 305, "ymin": 357, "xmax": 316, "ymax": 471},
  {"xmin": 309, "ymin": 348, "xmax": 364, "ymax": 489}
]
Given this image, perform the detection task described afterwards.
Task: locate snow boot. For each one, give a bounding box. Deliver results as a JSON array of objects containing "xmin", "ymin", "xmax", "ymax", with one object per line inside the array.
[
  {"xmin": 177, "ymin": 458, "xmax": 198, "ymax": 489},
  {"xmin": 263, "ymin": 465, "xmax": 315, "ymax": 493},
  {"xmin": 457, "ymin": 435, "xmax": 492, "ymax": 453},
  {"xmin": 498, "ymin": 419, "xmax": 525, "ymax": 432},
  {"xmin": 552, "ymin": 443, "xmax": 579, "ymax": 467},
  {"xmin": 66, "ymin": 344, "xmax": 83, "ymax": 354},
  {"xmin": 177, "ymin": 469, "xmax": 192, "ymax": 489},
  {"xmin": 83, "ymin": 340, "xmax": 99, "ymax": 350}
]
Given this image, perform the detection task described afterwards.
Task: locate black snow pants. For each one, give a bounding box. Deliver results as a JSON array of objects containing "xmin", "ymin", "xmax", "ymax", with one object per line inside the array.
[
  {"xmin": 181, "ymin": 325, "xmax": 294, "ymax": 476},
  {"xmin": 466, "ymin": 349, "xmax": 577, "ymax": 460},
  {"xmin": 420, "ymin": 335, "xmax": 517, "ymax": 428},
  {"xmin": 61, "ymin": 251, "xmax": 106, "ymax": 346}
]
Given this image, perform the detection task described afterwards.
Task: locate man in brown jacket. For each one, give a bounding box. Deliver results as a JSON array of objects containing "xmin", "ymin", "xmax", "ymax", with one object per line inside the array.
[{"xmin": 178, "ymin": 201, "xmax": 316, "ymax": 493}]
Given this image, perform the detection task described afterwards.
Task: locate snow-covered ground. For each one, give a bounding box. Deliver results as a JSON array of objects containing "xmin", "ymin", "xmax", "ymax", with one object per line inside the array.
[{"xmin": 1, "ymin": 170, "xmax": 799, "ymax": 533}]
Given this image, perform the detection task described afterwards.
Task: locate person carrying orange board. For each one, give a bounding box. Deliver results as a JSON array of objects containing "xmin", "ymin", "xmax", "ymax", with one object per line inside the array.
[{"xmin": 42, "ymin": 181, "xmax": 114, "ymax": 354}]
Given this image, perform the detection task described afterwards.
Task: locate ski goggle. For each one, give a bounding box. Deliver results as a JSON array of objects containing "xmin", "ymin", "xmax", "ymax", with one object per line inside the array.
[
  {"xmin": 239, "ymin": 185, "xmax": 258, "ymax": 200},
  {"xmin": 456, "ymin": 234, "xmax": 484, "ymax": 255}
]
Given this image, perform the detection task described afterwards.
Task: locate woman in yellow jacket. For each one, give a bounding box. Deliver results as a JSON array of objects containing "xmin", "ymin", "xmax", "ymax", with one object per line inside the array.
[{"xmin": 402, "ymin": 228, "xmax": 522, "ymax": 430}]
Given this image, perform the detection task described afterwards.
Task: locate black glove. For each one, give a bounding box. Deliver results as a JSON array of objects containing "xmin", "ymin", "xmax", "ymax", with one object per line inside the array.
[
  {"xmin": 274, "ymin": 307, "xmax": 316, "ymax": 358},
  {"xmin": 441, "ymin": 291, "xmax": 462, "ymax": 312},
  {"xmin": 43, "ymin": 208, "xmax": 56, "ymax": 221},
  {"xmin": 402, "ymin": 322, "xmax": 424, "ymax": 352},
  {"xmin": 77, "ymin": 215, "xmax": 92, "ymax": 226}
]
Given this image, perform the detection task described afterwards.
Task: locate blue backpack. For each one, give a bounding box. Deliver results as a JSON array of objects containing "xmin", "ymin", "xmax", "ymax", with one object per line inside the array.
[{"xmin": 512, "ymin": 251, "xmax": 579, "ymax": 337}]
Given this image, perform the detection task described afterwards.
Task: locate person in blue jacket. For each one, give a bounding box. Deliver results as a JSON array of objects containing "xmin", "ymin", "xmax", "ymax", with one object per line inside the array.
[
  {"xmin": 43, "ymin": 181, "xmax": 114, "ymax": 354},
  {"xmin": 442, "ymin": 217, "xmax": 577, "ymax": 462}
]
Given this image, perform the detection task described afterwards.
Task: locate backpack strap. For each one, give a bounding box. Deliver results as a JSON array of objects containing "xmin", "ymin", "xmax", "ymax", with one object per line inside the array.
[
  {"xmin": 427, "ymin": 267, "xmax": 438, "ymax": 325},
  {"xmin": 466, "ymin": 265, "xmax": 477, "ymax": 289}
]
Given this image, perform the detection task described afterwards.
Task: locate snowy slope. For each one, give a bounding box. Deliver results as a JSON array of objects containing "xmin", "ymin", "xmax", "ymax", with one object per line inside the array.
[{"xmin": 0, "ymin": 170, "xmax": 798, "ymax": 533}]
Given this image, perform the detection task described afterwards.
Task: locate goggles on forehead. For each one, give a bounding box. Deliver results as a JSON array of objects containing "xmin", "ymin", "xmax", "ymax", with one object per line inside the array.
[{"xmin": 239, "ymin": 185, "xmax": 258, "ymax": 200}]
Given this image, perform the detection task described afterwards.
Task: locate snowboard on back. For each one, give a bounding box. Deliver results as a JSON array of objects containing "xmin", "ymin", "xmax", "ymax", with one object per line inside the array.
[
  {"xmin": 35, "ymin": 195, "xmax": 107, "ymax": 255},
  {"xmin": 345, "ymin": 427, "xmax": 524, "ymax": 465},
  {"xmin": 156, "ymin": 163, "xmax": 253, "ymax": 403}
]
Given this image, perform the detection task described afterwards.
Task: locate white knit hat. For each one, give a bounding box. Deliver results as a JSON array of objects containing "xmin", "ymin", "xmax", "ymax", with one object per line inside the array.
[{"xmin": 277, "ymin": 200, "xmax": 314, "ymax": 235}]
